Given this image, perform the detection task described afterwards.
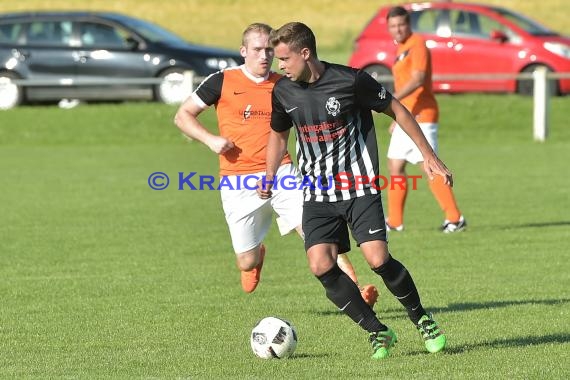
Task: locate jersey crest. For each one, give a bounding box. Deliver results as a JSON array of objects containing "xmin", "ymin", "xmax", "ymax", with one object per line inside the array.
[{"xmin": 325, "ymin": 96, "xmax": 341, "ymax": 116}]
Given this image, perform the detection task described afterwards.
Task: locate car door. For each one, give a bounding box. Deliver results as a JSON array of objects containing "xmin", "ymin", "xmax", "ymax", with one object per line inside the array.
[
  {"xmin": 434, "ymin": 9, "xmax": 522, "ymax": 92},
  {"xmin": 21, "ymin": 19, "xmax": 77, "ymax": 100},
  {"xmin": 73, "ymin": 20, "xmax": 154, "ymax": 99}
]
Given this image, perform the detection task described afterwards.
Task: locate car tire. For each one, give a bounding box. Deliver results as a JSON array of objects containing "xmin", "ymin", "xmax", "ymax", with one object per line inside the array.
[
  {"xmin": 0, "ymin": 72, "xmax": 24, "ymax": 110},
  {"xmin": 363, "ymin": 65, "xmax": 394, "ymax": 94},
  {"xmin": 155, "ymin": 68, "xmax": 194, "ymax": 104},
  {"xmin": 517, "ymin": 64, "xmax": 558, "ymax": 96}
]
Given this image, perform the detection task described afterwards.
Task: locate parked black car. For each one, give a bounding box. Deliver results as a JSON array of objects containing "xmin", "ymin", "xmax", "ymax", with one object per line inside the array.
[{"xmin": 0, "ymin": 11, "xmax": 244, "ymax": 109}]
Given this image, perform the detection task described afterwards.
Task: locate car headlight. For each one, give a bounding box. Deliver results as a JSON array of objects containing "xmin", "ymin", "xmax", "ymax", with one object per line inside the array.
[
  {"xmin": 543, "ymin": 42, "xmax": 570, "ymax": 59},
  {"xmin": 205, "ymin": 57, "xmax": 239, "ymax": 70}
]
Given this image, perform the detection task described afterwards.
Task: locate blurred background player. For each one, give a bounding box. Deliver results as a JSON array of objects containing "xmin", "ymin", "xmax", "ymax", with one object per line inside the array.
[
  {"xmin": 385, "ymin": 6, "xmax": 466, "ymax": 233},
  {"xmin": 174, "ymin": 23, "xmax": 377, "ymax": 305}
]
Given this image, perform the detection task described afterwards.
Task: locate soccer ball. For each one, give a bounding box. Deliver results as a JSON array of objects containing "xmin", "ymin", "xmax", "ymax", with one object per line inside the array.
[{"xmin": 250, "ymin": 317, "xmax": 298, "ymax": 359}]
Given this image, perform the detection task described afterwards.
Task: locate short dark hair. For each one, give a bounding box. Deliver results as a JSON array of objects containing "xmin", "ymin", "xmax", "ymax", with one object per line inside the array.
[
  {"xmin": 387, "ymin": 6, "xmax": 410, "ymax": 24},
  {"xmin": 269, "ymin": 22, "xmax": 318, "ymax": 57}
]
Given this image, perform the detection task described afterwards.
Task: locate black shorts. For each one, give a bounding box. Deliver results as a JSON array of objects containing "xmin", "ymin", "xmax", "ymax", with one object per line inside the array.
[{"xmin": 302, "ymin": 194, "xmax": 387, "ymax": 254}]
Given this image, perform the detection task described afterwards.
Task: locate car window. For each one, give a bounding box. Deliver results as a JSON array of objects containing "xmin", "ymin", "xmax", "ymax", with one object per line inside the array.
[
  {"xmin": 411, "ymin": 9, "xmax": 441, "ymax": 34},
  {"xmin": 410, "ymin": 11, "xmax": 437, "ymax": 33},
  {"xmin": 79, "ymin": 22, "xmax": 129, "ymax": 48},
  {"xmin": 450, "ymin": 10, "xmax": 518, "ymax": 41},
  {"xmin": 25, "ymin": 21, "xmax": 72, "ymax": 46},
  {"xmin": 492, "ymin": 7, "xmax": 556, "ymax": 36},
  {"xmin": 450, "ymin": 10, "xmax": 481, "ymax": 36},
  {"xmin": 112, "ymin": 16, "xmax": 186, "ymax": 44},
  {"xmin": 0, "ymin": 23, "xmax": 24, "ymax": 43}
]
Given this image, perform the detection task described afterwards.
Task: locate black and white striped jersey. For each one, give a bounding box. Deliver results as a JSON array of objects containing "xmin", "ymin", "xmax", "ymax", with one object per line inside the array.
[{"xmin": 271, "ymin": 62, "xmax": 392, "ymax": 202}]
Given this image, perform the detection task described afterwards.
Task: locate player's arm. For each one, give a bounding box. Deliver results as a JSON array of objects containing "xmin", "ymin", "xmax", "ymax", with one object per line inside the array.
[
  {"xmin": 257, "ymin": 86, "xmax": 292, "ymax": 199},
  {"xmin": 258, "ymin": 129, "xmax": 290, "ymax": 199},
  {"xmin": 355, "ymin": 69, "xmax": 452, "ymax": 185},
  {"xmin": 383, "ymin": 99, "xmax": 452, "ymax": 185},
  {"xmin": 392, "ymin": 69, "xmax": 425, "ymax": 100},
  {"xmin": 393, "ymin": 42, "xmax": 429, "ymax": 100},
  {"xmin": 173, "ymin": 74, "xmax": 234, "ymax": 155},
  {"xmin": 266, "ymin": 129, "xmax": 289, "ymax": 180}
]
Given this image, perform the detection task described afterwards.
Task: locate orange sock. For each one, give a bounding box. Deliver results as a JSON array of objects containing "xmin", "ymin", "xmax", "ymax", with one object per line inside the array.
[
  {"xmin": 387, "ymin": 178, "xmax": 407, "ymax": 227},
  {"xmin": 428, "ymin": 176, "xmax": 461, "ymax": 222}
]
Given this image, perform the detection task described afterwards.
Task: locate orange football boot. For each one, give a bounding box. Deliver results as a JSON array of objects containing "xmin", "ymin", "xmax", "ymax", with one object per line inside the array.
[{"xmin": 360, "ymin": 284, "xmax": 379, "ymax": 307}]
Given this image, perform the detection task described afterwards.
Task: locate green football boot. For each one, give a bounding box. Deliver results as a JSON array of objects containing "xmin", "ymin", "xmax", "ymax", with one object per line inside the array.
[
  {"xmin": 369, "ymin": 328, "xmax": 397, "ymax": 359},
  {"xmin": 417, "ymin": 314, "xmax": 447, "ymax": 353}
]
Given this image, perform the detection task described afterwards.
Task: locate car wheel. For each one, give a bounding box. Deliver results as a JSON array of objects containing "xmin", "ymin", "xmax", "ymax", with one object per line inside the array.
[
  {"xmin": 155, "ymin": 68, "xmax": 193, "ymax": 104},
  {"xmin": 363, "ymin": 65, "xmax": 394, "ymax": 94},
  {"xmin": 517, "ymin": 64, "xmax": 558, "ymax": 96},
  {"xmin": 0, "ymin": 72, "xmax": 23, "ymax": 110}
]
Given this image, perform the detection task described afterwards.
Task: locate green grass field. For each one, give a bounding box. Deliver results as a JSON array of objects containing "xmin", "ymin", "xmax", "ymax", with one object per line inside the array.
[{"xmin": 1, "ymin": 95, "xmax": 569, "ymax": 378}]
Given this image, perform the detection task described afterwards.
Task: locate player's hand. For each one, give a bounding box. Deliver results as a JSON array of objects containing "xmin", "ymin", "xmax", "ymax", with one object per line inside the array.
[
  {"xmin": 423, "ymin": 154, "xmax": 453, "ymax": 186},
  {"xmin": 388, "ymin": 122, "xmax": 397, "ymax": 134},
  {"xmin": 256, "ymin": 177, "xmax": 274, "ymax": 199},
  {"xmin": 207, "ymin": 135, "xmax": 234, "ymax": 155}
]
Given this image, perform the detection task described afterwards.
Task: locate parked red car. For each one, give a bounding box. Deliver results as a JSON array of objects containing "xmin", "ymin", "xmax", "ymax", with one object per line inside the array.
[{"xmin": 348, "ymin": 1, "xmax": 570, "ymax": 95}]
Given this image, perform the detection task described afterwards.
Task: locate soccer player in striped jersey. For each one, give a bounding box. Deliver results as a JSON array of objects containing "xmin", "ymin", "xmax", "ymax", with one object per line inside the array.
[{"xmin": 259, "ymin": 22, "xmax": 448, "ymax": 359}]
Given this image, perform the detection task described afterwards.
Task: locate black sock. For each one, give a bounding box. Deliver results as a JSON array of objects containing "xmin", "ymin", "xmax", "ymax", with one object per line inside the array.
[
  {"xmin": 372, "ymin": 255, "xmax": 426, "ymax": 324},
  {"xmin": 317, "ymin": 264, "xmax": 386, "ymax": 333}
]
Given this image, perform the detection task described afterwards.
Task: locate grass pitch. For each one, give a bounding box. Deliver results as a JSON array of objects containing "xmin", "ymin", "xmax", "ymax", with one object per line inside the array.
[{"xmin": 0, "ymin": 95, "xmax": 569, "ymax": 378}]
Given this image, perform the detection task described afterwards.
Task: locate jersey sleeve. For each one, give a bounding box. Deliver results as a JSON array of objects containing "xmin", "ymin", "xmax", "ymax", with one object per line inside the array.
[
  {"xmin": 354, "ymin": 70, "xmax": 393, "ymax": 113},
  {"xmin": 270, "ymin": 86, "xmax": 293, "ymax": 132},
  {"xmin": 193, "ymin": 71, "xmax": 223, "ymax": 106},
  {"xmin": 410, "ymin": 41, "xmax": 429, "ymax": 73}
]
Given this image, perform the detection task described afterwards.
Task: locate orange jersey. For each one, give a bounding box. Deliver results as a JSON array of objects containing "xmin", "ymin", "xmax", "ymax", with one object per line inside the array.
[
  {"xmin": 194, "ymin": 66, "xmax": 291, "ymax": 176},
  {"xmin": 392, "ymin": 33, "xmax": 438, "ymax": 123}
]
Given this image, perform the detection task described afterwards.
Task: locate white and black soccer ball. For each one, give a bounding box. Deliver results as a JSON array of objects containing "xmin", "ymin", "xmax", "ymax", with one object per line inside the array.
[{"xmin": 250, "ymin": 317, "xmax": 298, "ymax": 359}]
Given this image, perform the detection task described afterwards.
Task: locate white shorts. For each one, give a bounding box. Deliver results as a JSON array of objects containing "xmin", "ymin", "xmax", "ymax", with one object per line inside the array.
[
  {"xmin": 220, "ymin": 163, "xmax": 303, "ymax": 254},
  {"xmin": 387, "ymin": 122, "xmax": 438, "ymax": 164}
]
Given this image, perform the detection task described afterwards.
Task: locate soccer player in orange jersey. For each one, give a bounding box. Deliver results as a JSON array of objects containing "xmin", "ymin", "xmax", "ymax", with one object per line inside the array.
[
  {"xmin": 174, "ymin": 23, "xmax": 377, "ymax": 304},
  {"xmin": 386, "ymin": 6, "xmax": 466, "ymax": 233}
]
